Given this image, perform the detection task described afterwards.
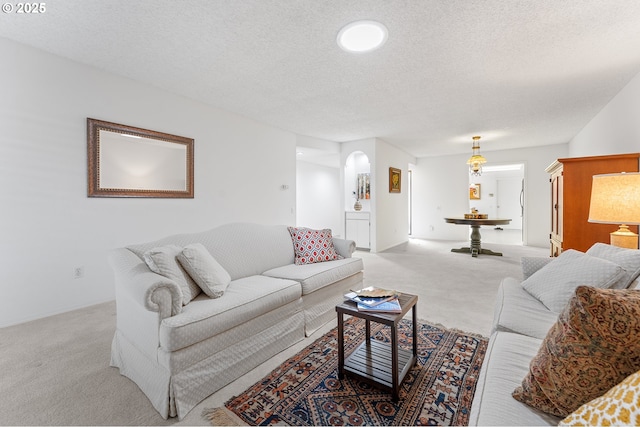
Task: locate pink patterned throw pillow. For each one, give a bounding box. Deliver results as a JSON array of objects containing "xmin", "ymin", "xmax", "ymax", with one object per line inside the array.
[{"xmin": 287, "ymin": 227, "xmax": 343, "ymax": 265}]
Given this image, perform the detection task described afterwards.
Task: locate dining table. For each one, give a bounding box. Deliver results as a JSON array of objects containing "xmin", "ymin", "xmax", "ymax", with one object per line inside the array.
[{"xmin": 444, "ymin": 217, "xmax": 512, "ymax": 257}]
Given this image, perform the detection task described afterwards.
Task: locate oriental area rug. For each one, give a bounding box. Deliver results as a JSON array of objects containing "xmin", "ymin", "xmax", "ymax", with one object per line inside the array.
[{"xmin": 204, "ymin": 317, "xmax": 488, "ymax": 426}]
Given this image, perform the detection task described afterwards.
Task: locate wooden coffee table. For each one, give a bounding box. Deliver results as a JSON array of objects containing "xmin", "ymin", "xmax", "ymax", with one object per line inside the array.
[{"xmin": 335, "ymin": 293, "xmax": 418, "ymax": 401}]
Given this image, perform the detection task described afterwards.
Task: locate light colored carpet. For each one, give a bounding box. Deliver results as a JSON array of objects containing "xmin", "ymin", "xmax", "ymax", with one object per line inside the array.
[{"xmin": 0, "ymin": 237, "xmax": 548, "ymax": 426}]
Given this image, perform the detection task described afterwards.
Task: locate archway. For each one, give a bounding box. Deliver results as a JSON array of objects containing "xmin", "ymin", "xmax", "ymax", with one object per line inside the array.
[
  {"xmin": 344, "ymin": 151, "xmax": 371, "ymax": 249},
  {"xmin": 344, "ymin": 151, "xmax": 371, "ymax": 211}
]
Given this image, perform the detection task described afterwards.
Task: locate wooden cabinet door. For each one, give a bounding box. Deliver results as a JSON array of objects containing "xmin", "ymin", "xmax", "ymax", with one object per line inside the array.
[
  {"xmin": 550, "ymin": 168, "xmax": 563, "ymax": 248},
  {"xmin": 546, "ymin": 161, "xmax": 564, "ymax": 256}
]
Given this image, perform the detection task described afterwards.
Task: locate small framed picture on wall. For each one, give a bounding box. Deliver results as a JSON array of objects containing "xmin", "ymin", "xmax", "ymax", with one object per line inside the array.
[
  {"xmin": 469, "ymin": 183, "xmax": 481, "ymax": 200},
  {"xmin": 389, "ymin": 167, "xmax": 401, "ymax": 193}
]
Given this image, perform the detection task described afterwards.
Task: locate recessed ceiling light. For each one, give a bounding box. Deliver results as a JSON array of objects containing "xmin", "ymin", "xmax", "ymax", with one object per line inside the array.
[{"xmin": 337, "ymin": 20, "xmax": 388, "ymax": 53}]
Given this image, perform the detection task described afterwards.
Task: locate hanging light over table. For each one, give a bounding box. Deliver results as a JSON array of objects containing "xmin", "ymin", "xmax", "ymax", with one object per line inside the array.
[{"xmin": 467, "ymin": 136, "xmax": 487, "ymax": 176}]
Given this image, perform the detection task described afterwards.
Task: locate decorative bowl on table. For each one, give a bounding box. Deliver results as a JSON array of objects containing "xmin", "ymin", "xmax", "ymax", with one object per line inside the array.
[{"xmin": 464, "ymin": 213, "xmax": 488, "ymax": 219}]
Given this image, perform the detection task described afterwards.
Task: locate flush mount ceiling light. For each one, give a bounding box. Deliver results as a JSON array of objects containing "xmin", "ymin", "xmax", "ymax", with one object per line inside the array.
[{"xmin": 337, "ymin": 20, "xmax": 388, "ymax": 52}]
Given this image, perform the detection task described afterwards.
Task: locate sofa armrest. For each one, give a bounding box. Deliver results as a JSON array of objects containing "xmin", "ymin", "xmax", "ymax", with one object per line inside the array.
[
  {"xmin": 333, "ymin": 238, "xmax": 356, "ymax": 258},
  {"xmin": 108, "ymin": 248, "xmax": 183, "ymax": 319},
  {"xmin": 521, "ymin": 256, "xmax": 553, "ymax": 280}
]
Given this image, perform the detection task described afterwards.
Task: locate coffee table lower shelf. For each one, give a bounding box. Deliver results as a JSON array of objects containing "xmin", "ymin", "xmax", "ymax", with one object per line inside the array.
[{"xmin": 344, "ymin": 339, "xmax": 416, "ymax": 391}]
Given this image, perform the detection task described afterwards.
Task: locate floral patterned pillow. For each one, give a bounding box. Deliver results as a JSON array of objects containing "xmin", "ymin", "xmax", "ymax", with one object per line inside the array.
[
  {"xmin": 287, "ymin": 227, "xmax": 343, "ymax": 265},
  {"xmin": 512, "ymin": 286, "xmax": 640, "ymax": 417}
]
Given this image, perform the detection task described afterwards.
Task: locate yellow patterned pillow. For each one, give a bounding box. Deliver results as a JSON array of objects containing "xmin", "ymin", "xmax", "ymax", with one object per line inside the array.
[{"xmin": 560, "ymin": 370, "xmax": 640, "ymax": 426}]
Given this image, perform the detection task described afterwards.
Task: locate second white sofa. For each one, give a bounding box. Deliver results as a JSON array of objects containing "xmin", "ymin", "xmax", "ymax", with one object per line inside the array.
[{"xmin": 469, "ymin": 243, "xmax": 640, "ymax": 425}]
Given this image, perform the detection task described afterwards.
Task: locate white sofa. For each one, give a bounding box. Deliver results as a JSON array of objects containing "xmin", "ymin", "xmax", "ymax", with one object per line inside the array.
[
  {"xmin": 469, "ymin": 243, "xmax": 640, "ymax": 425},
  {"xmin": 109, "ymin": 223, "xmax": 363, "ymax": 420}
]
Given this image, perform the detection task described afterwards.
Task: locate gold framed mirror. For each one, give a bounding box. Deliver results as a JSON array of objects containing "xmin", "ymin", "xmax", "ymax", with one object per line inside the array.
[{"xmin": 87, "ymin": 118, "xmax": 194, "ymax": 198}]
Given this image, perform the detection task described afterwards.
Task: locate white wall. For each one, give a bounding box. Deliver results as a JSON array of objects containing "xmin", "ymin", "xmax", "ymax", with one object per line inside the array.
[
  {"xmin": 296, "ymin": 160, "xmax": 342, "ymax": 236},
  {"xmin": 295, "ymin": 134, "xmax": 343, "ymax": 236},
  {"xmin": 569, "ymin": 70, "xmax": 640, "ymax": 157},
  {"xmin": 374, "ymin": 139, "xmax": 416, "ymax": 252},
  {"xmin": 0, "ymin": 38, "xmax": 297, "ymax": 327},
  {"xmin": 411, "ymin": 153, "xmax": 470, "ymax": 241},
  {"xmin": 411, "ymin": 144, "xmax": 569, "ymax": 247}
]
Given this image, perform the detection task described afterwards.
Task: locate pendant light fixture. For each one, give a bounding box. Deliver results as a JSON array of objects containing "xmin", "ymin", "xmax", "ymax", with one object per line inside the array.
[{"xmin": 467, "ymin": 136, "xmax": 487, "ymax": 176}]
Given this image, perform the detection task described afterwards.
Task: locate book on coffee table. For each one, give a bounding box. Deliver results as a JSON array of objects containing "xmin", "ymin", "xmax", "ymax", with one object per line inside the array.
[
  {"xmin": 344, "ymin": 286, "xmax": 400, "ymax": 308},
  {"xmin": 356, "ymin": 297, "xmax": 401, "ymax": 313}
]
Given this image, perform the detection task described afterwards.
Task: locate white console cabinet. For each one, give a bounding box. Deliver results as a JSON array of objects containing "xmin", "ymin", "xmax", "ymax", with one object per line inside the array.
[{"xmin": 345, "ymin": 211, "xmax": 370, "ymax": 250}]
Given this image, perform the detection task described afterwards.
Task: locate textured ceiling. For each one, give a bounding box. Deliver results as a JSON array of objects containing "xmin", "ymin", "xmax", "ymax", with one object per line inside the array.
[{"xmin": 3, "ymin": 0, "xmax": 640, "ymax": 158}]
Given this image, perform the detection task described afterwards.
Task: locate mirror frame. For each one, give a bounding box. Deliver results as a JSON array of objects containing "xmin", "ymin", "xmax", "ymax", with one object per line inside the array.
[{"xmin": 87, "ymin": 118, "xmax": 194, "ymax": 198}]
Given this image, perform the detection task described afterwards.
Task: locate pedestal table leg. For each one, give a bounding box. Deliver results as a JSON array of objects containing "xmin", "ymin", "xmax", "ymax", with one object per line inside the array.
[{"xmin": 470, "ymin": 225, "xmax": 481, "ymax": 257}]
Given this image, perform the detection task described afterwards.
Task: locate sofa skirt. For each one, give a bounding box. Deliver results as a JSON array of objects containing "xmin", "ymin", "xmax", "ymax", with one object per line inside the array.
[
  {"xmin": 302, "ymin": 271, "xmax": 363, "ymax": 336},
  {"xmin": 110, "ymin": 330, "xmax": 172, "ymax": 418},
  {"xmin": 111, "ymin": 300, "xmax": 305, "ymax": 420}
]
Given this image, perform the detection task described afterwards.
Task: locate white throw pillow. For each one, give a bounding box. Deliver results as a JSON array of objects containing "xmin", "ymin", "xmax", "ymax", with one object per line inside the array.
[
  {"xmin": 177, "ymin": 243, "xmax": 230, "ymax": 298},
  {"xmin": 521, "ymin": 257, "xmax": 553, "ymax": 280},
  {"xmin": 522, "ymin": 249, "xmax": 626, "ymax": 312},
  {"xmin": 143, "ymin": 244, "xmax": 201, "ymax": 305},
  {"xmin": 586, "ymin": 242, "xmax": 640, "ymax": 289}
]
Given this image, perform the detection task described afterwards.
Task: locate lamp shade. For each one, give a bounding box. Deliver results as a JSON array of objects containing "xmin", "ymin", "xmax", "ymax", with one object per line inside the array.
[{"xmin": 588, "ymin": 172, "xmax": 640, "ymax": 225}]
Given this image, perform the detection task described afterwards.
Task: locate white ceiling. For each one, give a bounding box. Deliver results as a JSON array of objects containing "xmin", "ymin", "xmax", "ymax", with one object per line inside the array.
[{"xmin": 3, "ymin": 0, "xmax": 640, "ymax": 159}]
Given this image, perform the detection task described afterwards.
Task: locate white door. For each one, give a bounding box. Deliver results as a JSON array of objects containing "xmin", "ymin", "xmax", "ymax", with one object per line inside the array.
[{"xmin": 497, "ymin": 178, "xmax": 523, "ymax": 230}]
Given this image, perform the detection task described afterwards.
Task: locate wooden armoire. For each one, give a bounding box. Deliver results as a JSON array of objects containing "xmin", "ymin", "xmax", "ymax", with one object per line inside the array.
[{"xmin": 545, "ymin": 153, "xmax": 640, "ymax": 257}]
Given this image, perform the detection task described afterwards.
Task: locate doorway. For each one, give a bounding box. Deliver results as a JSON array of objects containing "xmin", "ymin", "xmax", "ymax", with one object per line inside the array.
[{"xmin": 468, "ymin": 163, "xmax": 525, "ymax": 245}]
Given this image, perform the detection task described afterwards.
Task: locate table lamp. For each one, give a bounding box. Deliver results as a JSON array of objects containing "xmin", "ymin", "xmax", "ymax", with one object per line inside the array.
[{"xmin": 588, "ymin": 172, "xmax": 640, "ymax": 249}]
